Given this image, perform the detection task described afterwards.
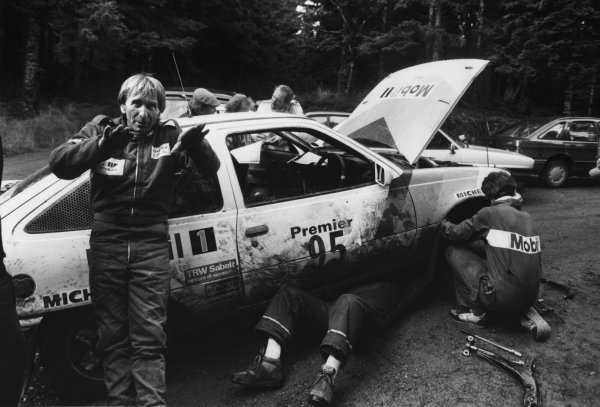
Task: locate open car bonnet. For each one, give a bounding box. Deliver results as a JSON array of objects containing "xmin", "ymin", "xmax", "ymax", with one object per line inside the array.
[{"xmin": 335, "ymin": 59, "xmax": 489, "ymax": 164}]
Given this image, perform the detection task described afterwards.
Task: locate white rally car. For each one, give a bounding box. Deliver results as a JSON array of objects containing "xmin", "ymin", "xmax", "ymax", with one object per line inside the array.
[
  {"xmin": 423, "ymin": 129, "xmax": 535, "ymax": 177},
  {"xmin": 1, "ymin": 59, "xmax": 503, "ymax": 393}
]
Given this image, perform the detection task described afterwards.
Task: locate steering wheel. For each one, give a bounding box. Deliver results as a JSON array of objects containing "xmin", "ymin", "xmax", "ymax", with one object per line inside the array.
[{"xmin": 316, "ymin": 153, "xmax": 346, "ymax": 187}]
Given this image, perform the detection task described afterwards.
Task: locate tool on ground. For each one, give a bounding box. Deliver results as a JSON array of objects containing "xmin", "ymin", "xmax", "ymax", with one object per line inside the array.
[
  {"xmin": 520, "ymin": 306, "xmax": 552, "ymax": 341},
  {"xmin": 460, "ymin": 328, "xmax": 523, "ymax": 357},
  {"xmin": 533, "ymin": 298, "xmax": 565, "ymax": 324},
  {"xmin": 462, "ymin": 334, "xmax": 539, "ymax": 406},
  {"xmin": 540, "ymin": 277, "xmax": 574, "ymax": 300}
]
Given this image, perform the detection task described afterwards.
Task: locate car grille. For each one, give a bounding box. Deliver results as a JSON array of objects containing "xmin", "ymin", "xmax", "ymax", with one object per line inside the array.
[{"xmin": 25, "ymin": 182, "xmax": 93, "ymax": 233}]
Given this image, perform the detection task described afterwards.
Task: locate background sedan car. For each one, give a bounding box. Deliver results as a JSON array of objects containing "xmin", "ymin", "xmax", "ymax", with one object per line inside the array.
[
  {"xmin": 490, "ymin": 117, "xmax": 600, "ymax": 187},
  {"xmin": 423, "ymin": 130, "xmax": 534, "ymax": 176}
]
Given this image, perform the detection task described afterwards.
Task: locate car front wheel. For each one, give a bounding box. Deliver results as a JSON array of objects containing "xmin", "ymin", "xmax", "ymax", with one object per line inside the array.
[
  {"xmin": 541, "ymin": 160, "xmax": 569, "ymax": 188},
  {"xmin": 39, "ymin": 307, "xmax": 106, "ymax": 395}
]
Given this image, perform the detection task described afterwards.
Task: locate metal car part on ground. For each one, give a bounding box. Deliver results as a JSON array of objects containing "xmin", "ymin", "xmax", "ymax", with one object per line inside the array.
[{"xmin": 1, "ymin": 59, "xmax": 506, "ymax": 394}]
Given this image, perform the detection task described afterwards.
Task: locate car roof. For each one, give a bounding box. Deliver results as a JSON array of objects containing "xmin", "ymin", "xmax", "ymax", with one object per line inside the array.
[
  {"xmin": 173, "ymin": 112, "xmax": 310, "ymax": 129},
  {"xmin": 305, "ymin": 111, "xmax": 351, "ymax": 117}
]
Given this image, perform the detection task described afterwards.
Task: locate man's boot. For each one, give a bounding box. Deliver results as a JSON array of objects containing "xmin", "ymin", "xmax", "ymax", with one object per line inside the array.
[
  {"xmin": 231, "ymin": 349, "xmax": 283, "ymax": 388},
  {"xmin": 307, "ymin": 365, "xmax": 336, "ymax": 406}
]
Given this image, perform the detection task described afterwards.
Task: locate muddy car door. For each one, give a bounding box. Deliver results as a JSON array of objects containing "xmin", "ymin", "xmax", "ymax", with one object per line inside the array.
[
  {"xmin": 166, "ymin": 139, "xmax": 242, "ymax": 318},
  {"xmin": 223, "ymin": 121, "xmax": 417, "ymax": 303},
  {"xmin": 562, "ymin": 120, "xmax": 600, "ymax": 175}
]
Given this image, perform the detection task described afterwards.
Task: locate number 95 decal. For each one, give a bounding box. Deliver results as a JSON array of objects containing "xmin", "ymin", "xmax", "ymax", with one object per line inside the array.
[{"xmin": 308, "ymin": 230, "xmax": 347, "ymax": 267}]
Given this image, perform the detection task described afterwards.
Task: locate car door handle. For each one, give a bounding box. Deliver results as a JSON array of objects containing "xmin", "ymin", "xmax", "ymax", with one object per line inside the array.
[{"xmin": 245, "ymin": 225, "xmax": 269, "ymax": 237}]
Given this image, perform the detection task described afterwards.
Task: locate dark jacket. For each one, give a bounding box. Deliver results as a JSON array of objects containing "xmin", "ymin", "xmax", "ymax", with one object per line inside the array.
[
  {"xmin": 49, "ymin": 116, "xmax": 220, "ymax": 223},
  {"xmin": 441, "ymin": 197, "xmax": 541, "ymax": 311}
]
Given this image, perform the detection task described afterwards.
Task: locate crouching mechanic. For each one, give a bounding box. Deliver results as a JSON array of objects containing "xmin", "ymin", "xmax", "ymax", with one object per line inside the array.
[
  {"xmin": 49, "ymin": 73, "xmax": 220, "ymax": 407},
  {"xmin": 231, "ymin": 281, "xmax": 402, "ymax": 406},
  {"xmin": 441, "ymin": 172, "xmax": 541, "ymax": 325}
]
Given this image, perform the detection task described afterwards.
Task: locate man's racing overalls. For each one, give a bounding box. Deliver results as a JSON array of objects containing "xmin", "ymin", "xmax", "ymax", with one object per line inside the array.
[{"xmin": 49, "ymin": 116, "xmax": 220, "ymax": 406}]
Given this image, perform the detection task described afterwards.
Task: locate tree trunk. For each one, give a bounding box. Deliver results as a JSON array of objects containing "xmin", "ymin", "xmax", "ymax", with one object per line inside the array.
[
  {"xmin": 345, "ymin": 60, "xmax": 354, "ymax": 95},
  {"xmin": 377, "ymin": 1, "xmax": 390, "ymax": 80},
  {"xmin": 477, "ymin": 0, "xmax": 485, "ymax": 51},
  {"xmin": 23, "ymin": 17, "xmax": 40, "ymax": 116},
  {"xmin": 562, "ymin": 74, "xmax": 574, "ymax": 116},
  {"xmin": 587, "ymin": 73, "xmax": 596, "ymax": 116},
  {"xmin": 428, "ymin": 0, "xmax": 442, "ymax": 61}
]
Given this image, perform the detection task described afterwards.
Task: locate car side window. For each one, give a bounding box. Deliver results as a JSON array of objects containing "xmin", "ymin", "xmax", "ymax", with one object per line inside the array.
[
  {"xmin": 567, "ymin": 122, "xmax": 599, "ymax": 142},
  {"xmin": 428, "ymin": 132, "xmax": 451, "ymax": 149},
  {"xmin": 538, "ymin": 122, "xmax": 565, "ymax": 140},
  {"xmin": 169, "ymin": 170, "xmax": 224, "ymax": 218},
  {"xmin": 227, "ymin": 128, "xmax": 374, "ymax": 206}
]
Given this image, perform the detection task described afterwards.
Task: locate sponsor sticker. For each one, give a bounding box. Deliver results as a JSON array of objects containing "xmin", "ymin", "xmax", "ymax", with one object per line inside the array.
[
  {"xmin": 43, "ymin": 288, "xmax": 92, "ymax": 309},
  {"xmin": 379, "ymin": 83, "xmax": 437, "ymax": 99},
  {"xmin": 183, "ymin": 259, "xmax": 237, "ymax": 285},
  {"xmin": 205, "ymin": 277, "xmax": 240, "ymax": 298},
  {"xmin": 151, "ymin": 143, "xmax": 171, "ymax": 159},
  {"xmin": 96, "ymin": 158, "xmax": 125, "ymax": 176},
  {"xmin": 455, "ymin": 188, "xmax": 483, "ymax": 199},
  {"xmin": 486, "ymin": 229, "xmax": 541, "ymax": 254}
]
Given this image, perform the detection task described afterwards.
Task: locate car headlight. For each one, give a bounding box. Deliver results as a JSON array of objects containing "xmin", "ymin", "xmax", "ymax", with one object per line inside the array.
[{"xmin": 12, "ymin": 274, "xmax": 36, "ymax": 298}]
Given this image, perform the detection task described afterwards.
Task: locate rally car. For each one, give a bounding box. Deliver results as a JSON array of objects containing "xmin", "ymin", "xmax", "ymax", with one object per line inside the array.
[{"xmin": 1, "ymin": 59, "xmax": 502, "ymax": 393}]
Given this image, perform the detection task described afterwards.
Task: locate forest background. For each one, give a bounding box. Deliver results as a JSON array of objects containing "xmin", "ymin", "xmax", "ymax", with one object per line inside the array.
[{"xmin": 1, "ymin": 0, "xmax": 599, "ymax": 155}]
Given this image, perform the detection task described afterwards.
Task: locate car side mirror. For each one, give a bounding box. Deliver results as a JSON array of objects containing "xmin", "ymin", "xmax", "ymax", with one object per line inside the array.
[
  {"xmin": 450, "ymin": 144, "xmax": 457, "ymax": 154},
  {"xmin": 375, "ymin": 162, "xmax": 393, "ymax": 186}
]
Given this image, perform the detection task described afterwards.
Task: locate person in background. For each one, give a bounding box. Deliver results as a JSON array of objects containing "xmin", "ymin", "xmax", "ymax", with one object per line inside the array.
[
  {"xmin": 256, "ymin": 85, "xmax": 303, "ymax": 115},
  {"xmin": 231, "ymin": 281, "xmax": 403, "ymax": 406},
  {"xmin": 49, "ymin": 73, "xmax": 220, "ymax": 407},
  {"xmin": 182, "ymin": 88, "xmax": 220, "ymax": 117},
  {"xmin": 224, "ymin": 93, "xmax": 252, "ymax": 113},
  {"xmin": 441, "ymin": 172, "xmax": 541, "ymax": 325},
  {"xmin": 589, "ymin": 140, "xmax": 600, "ymax": 178},
  {"xmin": 0, "ymin": 135, "xmax": 27, "ymax": 407}
]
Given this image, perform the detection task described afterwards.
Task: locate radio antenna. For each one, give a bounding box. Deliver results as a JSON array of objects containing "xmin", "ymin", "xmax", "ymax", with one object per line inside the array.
[{"xmin": 172, "ymin": 52, "xmax": 191, "ymax": 118}]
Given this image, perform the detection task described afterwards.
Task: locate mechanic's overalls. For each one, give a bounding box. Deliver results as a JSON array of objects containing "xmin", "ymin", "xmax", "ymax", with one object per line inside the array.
[
  {"xmin": 442, "ymin": 196, "xmax": 541, "ymax": 314},
  {"xmin": 254, "ymin": 281, "xmax": 401, "ymax": 366}
]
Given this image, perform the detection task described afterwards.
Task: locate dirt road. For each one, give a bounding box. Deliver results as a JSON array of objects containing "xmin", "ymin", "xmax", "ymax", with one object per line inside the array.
[{"xmin": 7, "ymin": 150, "xmax": 599, "ymax": 406}]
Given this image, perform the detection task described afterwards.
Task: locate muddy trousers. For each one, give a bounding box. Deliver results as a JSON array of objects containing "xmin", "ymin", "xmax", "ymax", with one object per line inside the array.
[
  {"xmin": 88, "ymin": 219, "xmax": 170, "ymax": 407},
  {"xmin": 255, "ymin": 282, "xmax": 401, "ymax": 366},
  {"xmin": 0, "ymin": 265, "xmax": 26, "ymax": 407},
  {"xmin": 444, "ymin": 244, "xmax": 491, "ymax": 314}
]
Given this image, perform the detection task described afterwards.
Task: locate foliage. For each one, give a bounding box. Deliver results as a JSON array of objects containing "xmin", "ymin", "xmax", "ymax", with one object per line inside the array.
[
  {"xmin": 1, "ymin": 0, "xmax": 600, "ymax": 116},
  {"xmin": 0, "ymin": 104, "xmax": 90, "ymax": 155}
]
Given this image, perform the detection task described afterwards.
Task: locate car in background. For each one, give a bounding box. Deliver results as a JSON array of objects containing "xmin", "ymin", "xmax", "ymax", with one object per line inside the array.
[
  {"xmin": 306, "ymin": 111, "xmax": 350, "ymax": 128},
  {"xmin": 307, "ymin": 112, "xmax": 534, "ymax": 175},
  {"xmin": 487, "ymin": 117, "xmax": 600, "ymax": 187},
  {"xmin": 1, "ymin": 59, "xmax": 500, "ymax": 393},
  {"xmin": 482, "ymin": 117, "xmax": 554, "ymax": 150},
  {"xmin": 423, "ymin": 130, "xmax": 534, "ymax": 176},
  {"xmin": 163, "ymin": 88, "xmax": 234, "ymax": 119}
]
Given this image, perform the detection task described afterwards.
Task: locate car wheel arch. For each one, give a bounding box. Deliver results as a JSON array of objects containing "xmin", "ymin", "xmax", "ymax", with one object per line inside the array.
[
  {"xmin": 444, "ymin": 197, "xmax": 489, "ymax": 224},
  {"xmin": 37, "ymin": 305, "xmax": 106, "ymax": 395}
]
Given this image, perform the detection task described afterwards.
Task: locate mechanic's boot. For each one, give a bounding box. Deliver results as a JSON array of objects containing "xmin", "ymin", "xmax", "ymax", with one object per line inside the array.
[
  {"xmin": 307, "ymin": 365, "xmax": 336, "ymax": 406},
  {"xmin": 231, "ymin": 349, "xmax": 283, "ymax": 388}
]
